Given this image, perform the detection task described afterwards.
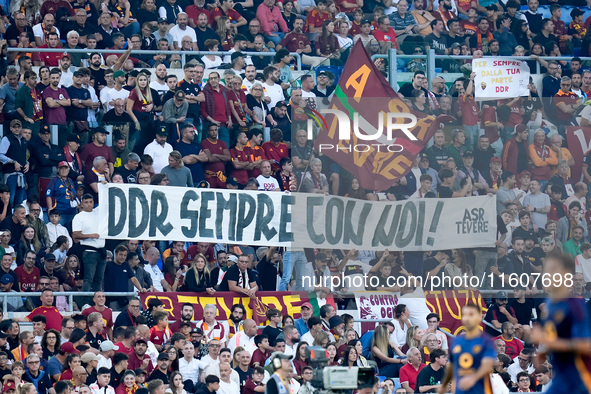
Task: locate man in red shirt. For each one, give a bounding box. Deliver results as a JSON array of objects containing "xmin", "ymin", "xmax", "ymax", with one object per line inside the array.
[
  {"xmin": 201, "ymin": 124, "xmax": 231, "ymax": 188},
  {"xmin": 399, "ymin": 347, "xmax": 426, "ymax": 393},
  {"xmin": 371, "ymin": 16, "xmax": 400, "ymax": 50},
  {"xmin": 15, "ymin": 289, "xmax": 62, "ymax": 330},
  {"xmin": 114, "ymin": 326, "xmax": 137, "ymax": 356},
  {"xmin": 32, "ymin": 32, "xmax": 65, "ymax": 67},
  {"xmin": 201, "ymin": 72, "xmax": 232, "ymax": 147},
  {"xmin": 230, "ymin": 131, "xmax": 253, "ymax": 187},
  {"xmin": 262, "ymin": 127, "xmax": 288, "ymax": 172},
  {"xmin": 14, "ymin": 251, "xmax": 40, "ymax": 292},
  {"xmin": 554, "ymin": 76, "xmax": 582, "ymax": 126},
  {"xmin": 493, "ymin": 322, "xmax": 524, "ymax": 359},
  {"xmin": 81, "ymin": 291, "xmax": 113, "ymax": 339},
  {"xmin": 246, "ymin": 128, "xmax": 266, "ymax": 178},
  {"xmin": 127, "ymin": 337, "xmax": 154, "ymax": 374}
]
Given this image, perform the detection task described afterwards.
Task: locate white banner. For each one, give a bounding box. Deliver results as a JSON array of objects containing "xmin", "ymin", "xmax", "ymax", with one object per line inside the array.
[
  {"xmin": 98, "ymin": 185, "xmax": 497, "ymax": 250},
  {"xmin": 473, "ymin": 57, "xmax": 530, "ymax": 100},
  {"xmin": 98, "ymin": 184, "xmax": 293, "ymax": 247},
  {"xmin": 291, "ymin": 194, "xmax": 497, "ymax": 250}
]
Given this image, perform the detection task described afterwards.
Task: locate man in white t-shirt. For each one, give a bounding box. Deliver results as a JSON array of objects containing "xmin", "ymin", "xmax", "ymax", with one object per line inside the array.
[
  {"xmin": 575, "ymin": 243, "xmax": 591, "ymax": 285},
  {"xmin": 143, "ymin": 128, "xmax": 173, "ymax": 173},
  {"xmin": 179, "ymin": 341, "xmax": 206, "ymax": 392},
  {"xmin": 262, "ymin": 66, "xmax": 284, "ymax": 109},
  {"xmin": 256, "ymin": 161, "xmax": 280, "ymax": 191},
  {"xmin": 101, "ymin": 70, "xmax": 130, "ymax": 112},
  {"xmin": 301, "ymin": 74, "xmax": 317, "ymax": 111},
  {"xmin": 169, "ymin": 12, "xmax": 198, "ymax": 50},
  {"xmin": 242, "ymin": 65, "xmax": 257, "ymax": 93},
  {"xmin": 33, "ymin": 14, "xmax": 60, "ymax": 46},
  {"xmin": 72, "ymin": 194, "xmax": 105, "ymax": 293},
  {"xmin": 143, "ymin": 247, "xmax": 167, "ymax": 292},
  {"xmin": 218, "ymin": 362, "xmax": 240, "ymax": 394},
  {"xmin": 149, "ymin": 63, "xmax": 169, "ymax": 101}
]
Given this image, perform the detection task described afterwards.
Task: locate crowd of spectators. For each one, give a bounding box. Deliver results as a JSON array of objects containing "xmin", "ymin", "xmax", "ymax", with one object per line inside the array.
[{"xmin": 0, "ymin": 0, "xmax": 586, "ymax": 392}]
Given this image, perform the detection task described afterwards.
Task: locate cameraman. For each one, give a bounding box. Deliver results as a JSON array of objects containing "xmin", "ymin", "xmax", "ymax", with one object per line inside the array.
[{"xmin": 265, "ymin": 353, "xmax": 293, "ymax": 394}]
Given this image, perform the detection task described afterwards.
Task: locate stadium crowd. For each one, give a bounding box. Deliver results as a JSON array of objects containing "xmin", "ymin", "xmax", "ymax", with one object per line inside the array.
[{"xmin": 0, "ymin": 0, "xmax": 587, "ymax": 391}]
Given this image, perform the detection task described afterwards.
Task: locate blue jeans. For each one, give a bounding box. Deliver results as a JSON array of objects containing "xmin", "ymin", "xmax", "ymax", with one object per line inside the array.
[
  {"xmin": 122, "ymin": 22, "xmax": 140, "ymax": 39},
  {"xmin": 82, "ymin": 250, "xmax": 106, "ymax": 292},
  {"xmin": 265, "ymin": 32, "xmax": 285, "ymax": 45},
  {"xmin": 6, "ymin": 173, "xmax": 26, "ymax": 206},
  {"xmin": 289, "ymin": 251, "xmax": 308, "ymax": 291}
]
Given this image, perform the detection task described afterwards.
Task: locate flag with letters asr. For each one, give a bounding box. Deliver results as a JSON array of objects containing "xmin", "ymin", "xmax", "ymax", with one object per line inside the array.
[{"xmin": 312, "ymin": 40, "xmax": 451, "ymax": 192}]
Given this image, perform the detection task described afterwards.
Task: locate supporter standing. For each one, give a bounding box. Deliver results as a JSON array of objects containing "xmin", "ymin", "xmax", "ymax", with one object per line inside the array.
[
  {"xmin": 72, "ymin": 194, "xmax": 105, "ymax": 299},
  {"xmin": 0, "ymin": 120, "xmax": 29, "ymax": 206},
  {"xmin": 201, "ymin": 124, "xmax": 231, "ymax": 188}
]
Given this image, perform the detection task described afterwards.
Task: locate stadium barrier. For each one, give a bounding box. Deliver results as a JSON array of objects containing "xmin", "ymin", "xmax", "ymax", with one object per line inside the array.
[
  {"xmin": 6, "ymin": 47, "xmax": 304, "ymax": 71},
  {"xmin": 1, "ymin": 291, "xmax": 136, "ymax": 313}
]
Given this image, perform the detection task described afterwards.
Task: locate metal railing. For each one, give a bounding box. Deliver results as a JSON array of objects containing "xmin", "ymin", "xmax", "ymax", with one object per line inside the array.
[
  {"xmin": 372, "ymin": 49, "xmax": 591, "ymax": 88},
  {"xmin": 1, "ymin": 291, "xmax": 136, "ymax": 313},
  {"xmin": 7, "ymin": 47, "xmax": 303, "ymax": 71}
]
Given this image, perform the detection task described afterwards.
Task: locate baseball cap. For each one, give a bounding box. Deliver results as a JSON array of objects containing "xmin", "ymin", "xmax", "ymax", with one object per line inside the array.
[
  {"xmin": 463, "ymin": 150, "xmax": 474, "ymax": 158},
  {"xmin": 301, "ymin": 302, "xmax": 313, "ymax": 310},
  {"xmin": 157, "ymin": 352, "xmax": 170, "ymax": 361},
  {"xmin": 270, "ymin": 352, "xmax": 292, "ymax": 362},
  {"xmin": 58, "ymin": 161, "xmax": 69, "ymax": 168},
  {"xmin": 0, "ymin": 332, "xmax": 8, "ymax": 339},
  {"xmin": 513, "ymin": 124, "xmax": 527, "ymax": 135},
  {"xmin": 60, "ymin": 342, "xmax": 80, "ymax": 354},
  {"xmin": 156, "ymin": 126, "xmax": 168, "ymax": 136},
  {"xmin": 44, "ymin": 253, "xmax": 57, "ymax": 261},
  {"xmin": 0, "ymin": 274, "xmax": 14, "ymax": 285},
  {"xmin": 191, "ymin": 327, "xmax": 204, "ymax": 335},
  {"xmin": 39, "ymin": 125, "xmax": 50, "ymax": 134},
  {"xmin": 76, "ymin": 181, "xmax": 85, "ymax": 189},
  {"xmin": 317, "ymin": 70, "xmax": 328, "ymax": 77},
  {"xmin": 485, "ymin": 4, "xmax": 497, "ymax": 10},
  {"xmin": 275, "ymin": 100, "xmax": 288, "ymax": 108},
  {"xmin": 571, "ymin": 8, "xmax": 584, "ymax": 17},
  {"xmin": 490, "ymin": 156, "xmax": 501, "ymax": 163},
  {"xmin": 113, "ymin": 70, "xmax": 126, "ymax": 79},
  {"xmin": 231, "ymin": 51, "xmax": 246, "ymax": 62},
  {"xmin": 99, "ymin": 340, "xmax": 119, "ymax": 352},
  {"xmin": 129, "ymin": 70, "xmax": 140, "ymax": 78},
  {"xmin": 67, "ymin": 134, "xmax": 82, "ymax": 144},
  {"xmin": 134, "ymin": 338, "xmax": 148, "ymax": 346},
  {"xmin": 134, "ymin": 369, "xmax": 147, "ymax": 376},
  {"xmin": 158, "ymin": 17, "xmax": 167, "ymax": 23},
  {"xmin": 80, "ymin": 352, "xmax": 100, "ymax": 363},
  {"xmin": 519, "ymin": 170, "xmax": 531, "ymax": 178},
  {"xmin": 196, "ymin": 180, "xmax": 210, "ymax": 188},
  {"xmin": 227, "ymin": 254, "xmax": 238, "ymax": 263},
  {"xmin": 361, "ymin": 19, "xmax": 371, "ymax": 25},
  {"xmin": 92, "ymin": 127, "xmax": 109, "ymax": 135},
  {"xmin": 496, "ymin": 290, "xmax": 508, "ymax": 300},
  {"xmin": 419, "ymin": 152, "xmax": 429, "ymax": 161},
  {"xmin": 3, "ymin": 381, "xmax": 16, "ymax": 392},
  {"xmin": 73, "ymin": 69, "xmax": 86, "ymax": 77},
  {"xmin": 10, "ymin": 119, "xmax": 21, "ymax": 128},
  {"xmin": 226, "ymin": 177, "xmax": 239, "ymax": 187},
  {"xmin": 315, "ymin": 252, "xmax": 328, "ymax": 261}
]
